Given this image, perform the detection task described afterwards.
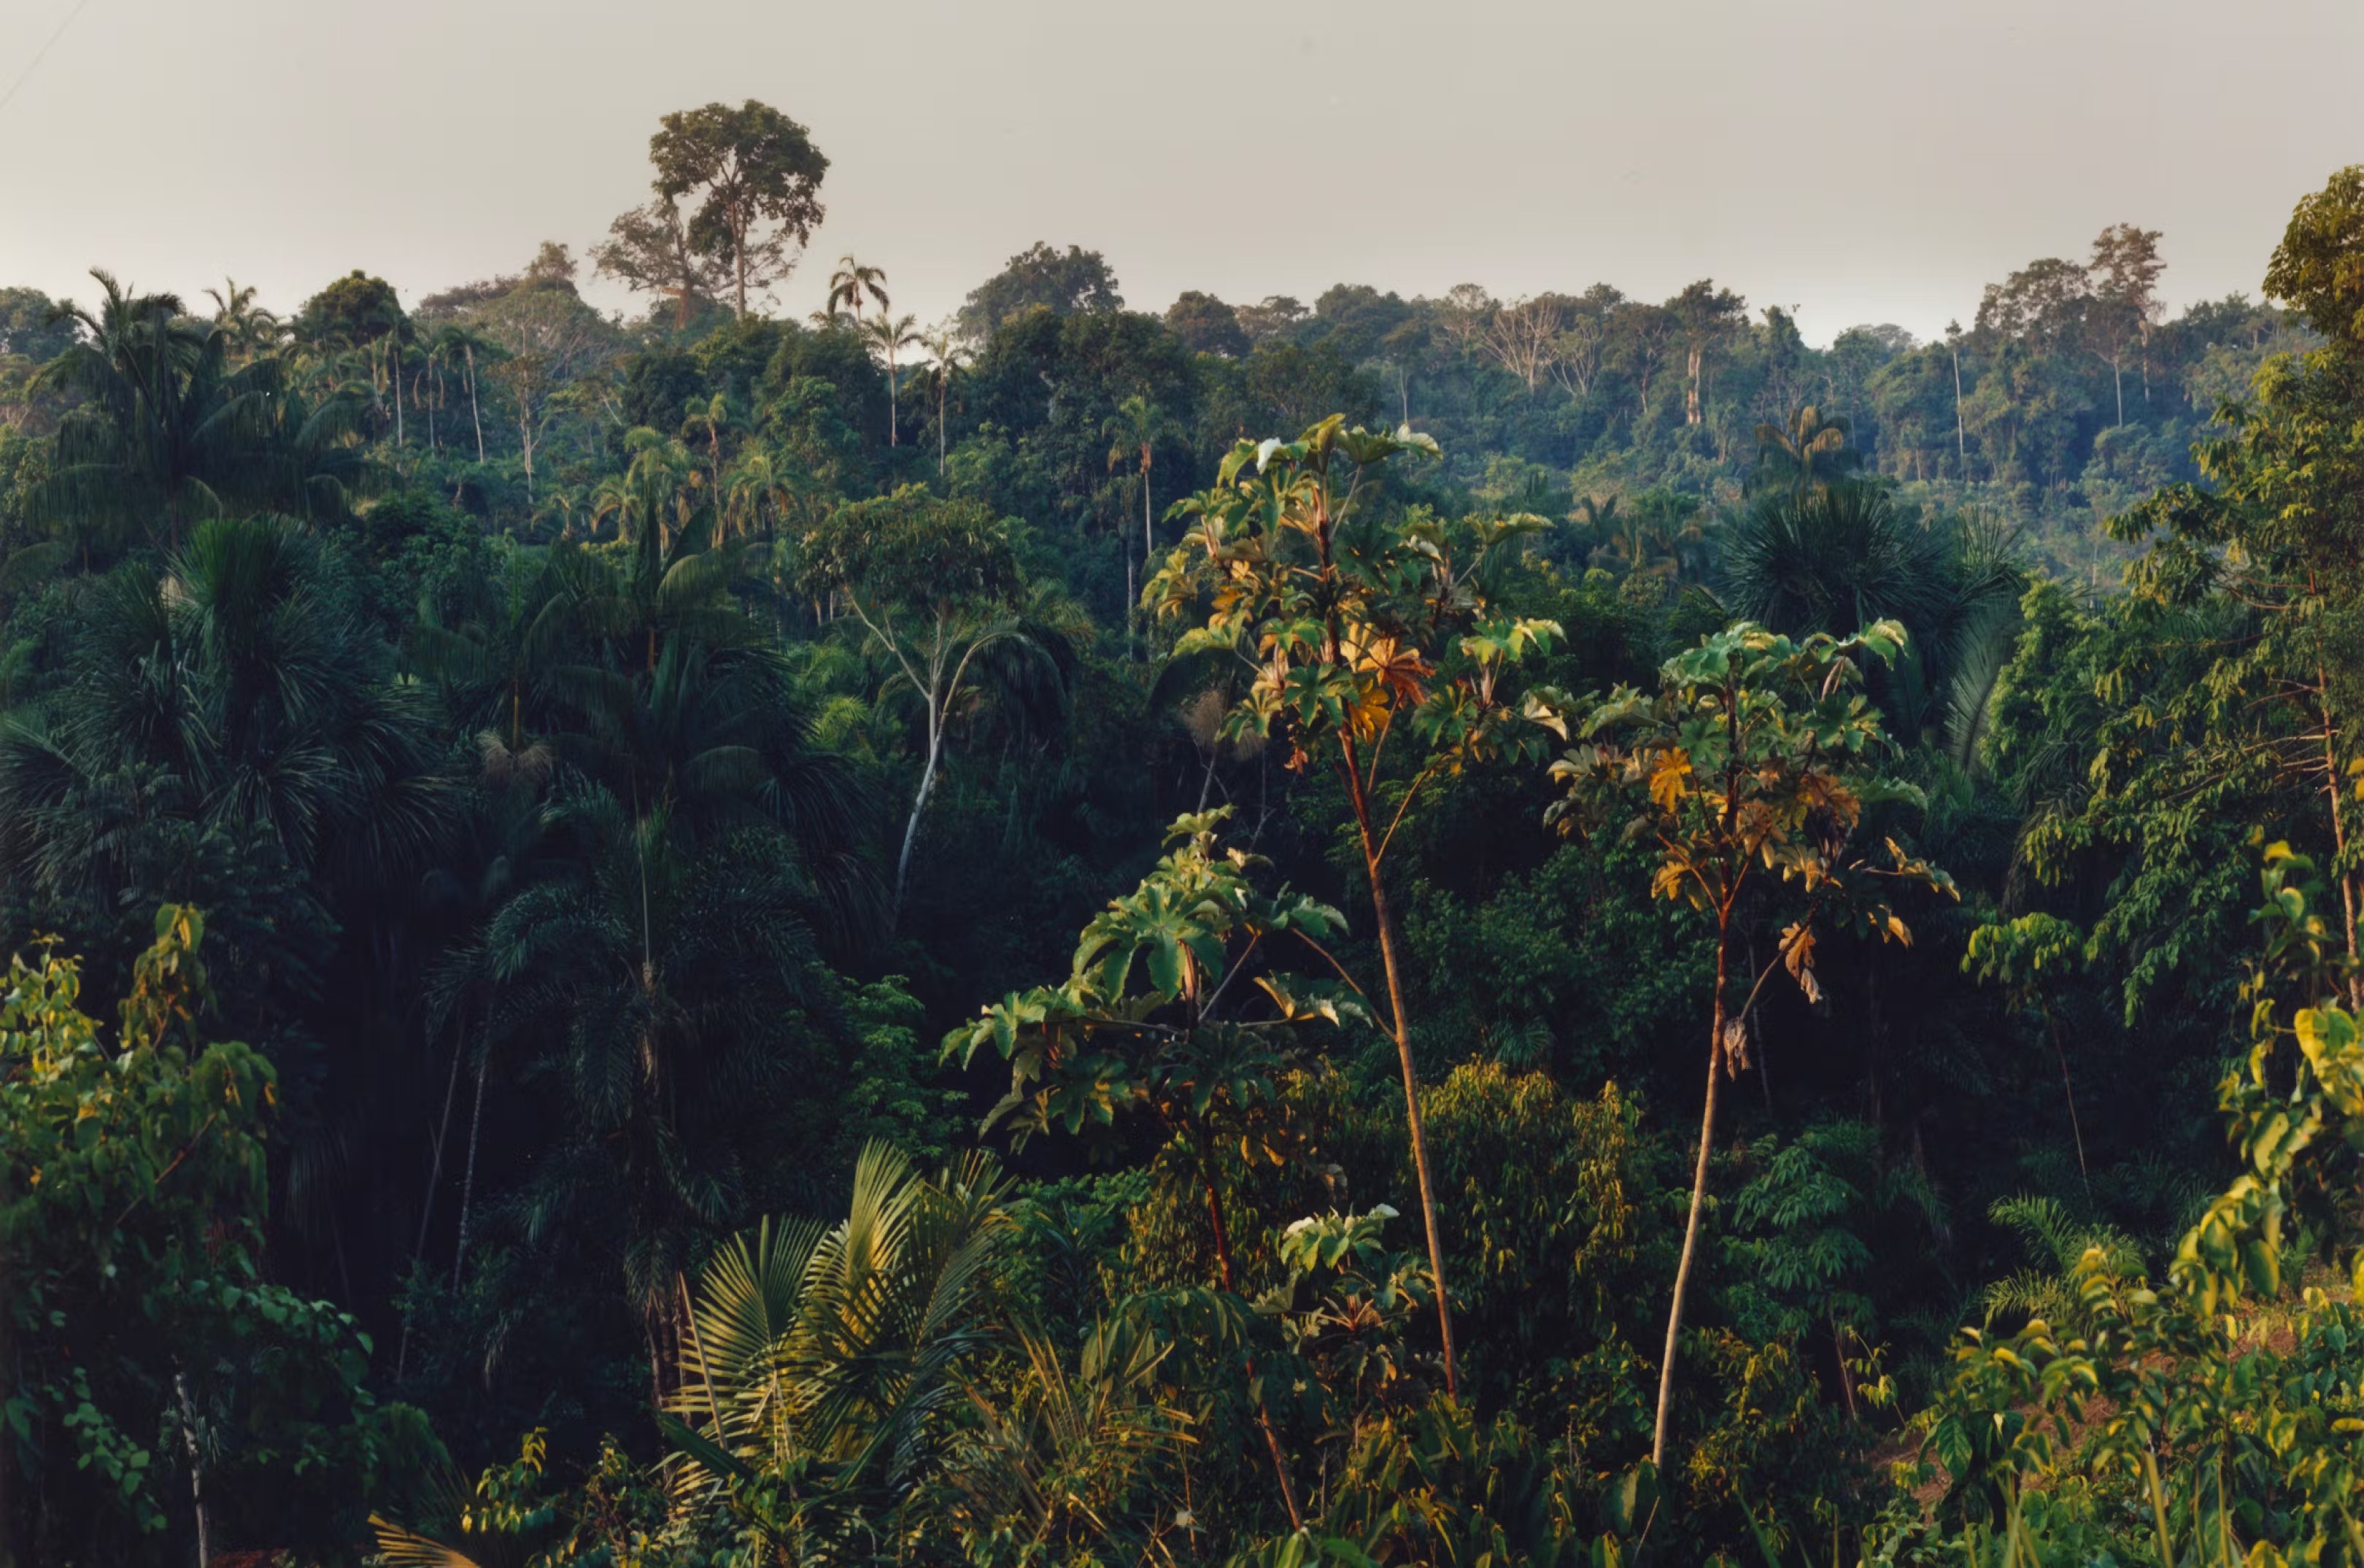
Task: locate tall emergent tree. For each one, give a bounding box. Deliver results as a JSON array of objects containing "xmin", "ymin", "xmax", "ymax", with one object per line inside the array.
[
  {"xmin": 592, "ymin": 196, "xmax": 724, "ymax": 331},
  {"xmin": 1151, "ymin": 417, "xmax": 1568, "ymax": 1398},
  {"xmin": 1548, "ymin": 620, "xmax": 1951, "ymax": 1471},
  {"xmin": 647, "ymin": 101, "xmax": 829, "ymax": 320}
]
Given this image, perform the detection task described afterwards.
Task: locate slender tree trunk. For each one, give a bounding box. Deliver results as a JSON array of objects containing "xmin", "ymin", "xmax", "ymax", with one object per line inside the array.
[
  {"xmin": 400, "ymin": 1008, "xmax": 470, "ymax": 1378},
  {"xmin": 895, "ymin": 708, "xmax": 943, "ymax": 921},
  {"xmin": 1950, "ymin": 347, "xmax": 1967, "ymax": 478},
  {"xmin": 2043, "ymin": 1005, "xmax": 2091, "ymax": 1191},
  {"xmin": 886, "ymin": 352, "xmax": 897, "ymax": 446},
  {"xmin": 1199, "ymin": 1154, "xmax": 1302, "ymax": 1530},
  {"xmin": 175, "ymin": 1369, "xmax": 211, "ymax": 1567},
  {"xmin": 453, "ymin": 1034, "xmax": 490, "ymax": 1294},
  {"xmin": 2113, "ymin": 360, "xmax": 2125, "ymax": 427},
  {"xmin": 1337, "ymin": 733, "xmax": 1459, "ymax": 1398},
  {"xmin": 1653, "ymin": 919, "xmax": 1730, "ymax": 1470},
  {"xmin": 2319, "ymin": 682, "xmax": 2362, "ymax": 1009},
  {"xmin": 467, "ymin": 347, "xmax": 485, "ymax": 465}
]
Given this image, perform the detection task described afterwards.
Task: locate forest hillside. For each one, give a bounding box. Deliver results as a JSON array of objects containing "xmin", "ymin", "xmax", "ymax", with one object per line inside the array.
[{"xmin": 7, "ymin": 102, "xmax": 2364, "ymax": 1568}]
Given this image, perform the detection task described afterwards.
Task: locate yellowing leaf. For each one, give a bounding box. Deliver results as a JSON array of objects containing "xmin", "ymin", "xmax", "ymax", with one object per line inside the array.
[{"xmin": 1648, "ymin": 748, "xmax": 1694, "ymax": 811}]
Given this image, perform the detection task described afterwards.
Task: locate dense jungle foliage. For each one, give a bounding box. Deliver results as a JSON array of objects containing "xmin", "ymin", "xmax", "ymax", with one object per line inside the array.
[{"xmin": 7, "ymin": 103, "xmax": 2364, "ymax": 1567}]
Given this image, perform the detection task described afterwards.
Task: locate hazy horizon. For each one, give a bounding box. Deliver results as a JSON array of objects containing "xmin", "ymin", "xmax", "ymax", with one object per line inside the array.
[{"xmin": 3, "ymin": 0, "xmax": 2355, "ymax": 347}]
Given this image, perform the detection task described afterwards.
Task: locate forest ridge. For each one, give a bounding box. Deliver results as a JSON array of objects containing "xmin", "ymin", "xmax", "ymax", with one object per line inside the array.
[{"xmin": 5, "ymin": 99, "xmax": 2364, "ymax": 1568}]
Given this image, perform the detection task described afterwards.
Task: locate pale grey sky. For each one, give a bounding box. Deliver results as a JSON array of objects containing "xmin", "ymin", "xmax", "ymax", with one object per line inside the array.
[{"xmin": 1, "ymin": 0, "xmax": 2355, "ymax": 346}]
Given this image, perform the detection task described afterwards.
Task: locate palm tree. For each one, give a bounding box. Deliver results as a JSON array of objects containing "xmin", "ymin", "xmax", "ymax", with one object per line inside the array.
[
  {"xmin": 589, "ymin": 430, "xmax": 703, "ymax": 551},
  {"xmin": 375, "ymin": 1143, "xmax": 1016, "ymax": 1564},
  {"xmin": 1, "ymin": 514, "xmax": 447, "ymax": 893},
  {"xmin": 719, "ymin": 447, "xmax": 801, "ymax": 542},
  {"xmin": 1104, "ymin": 393, "xmax": 1181, "ymax": 636},
  {"xmin": 36, "ymin": 271, "xmax": 281, "ymax": 555},
  {"xmin": 826, "ymin": 255, "xmax": 889, "ymax": 327},
  {"xmin": 686, "ymin": 391, "xmax": 739, "ymax": 493},
  {"xmin": 1719, "ymin": 482, "xmax": 2025, "ymax": 744},
  {"xmin": 1, "ymin": 514, "xmax": 452, "ymax": 1281},
  {"xmin": 474, "ymin": 784, "xmax": 841, "ymax": 1383},
  {"xmin": 1559, "ymin": 492, "xmax": 1623, "ymax": 575},
  {"xmin": 1583, "ymin": 493, "xmax": 1701, "ymax": 583},
  {"xmin": 1750, "ymin": 404, "xmax": 1859, "ymax": 501},
  {"xmin": 1719, "ymin": 482, "xmax": 1951, "ymax": 643},
  {"xmin": 204, "ymin": 277, "xmax": 284, "ymax": 365},
  {"xmin": 862, "ymin": 312, "xmax": 920, "ymax": 447},
  {"xmin": 664, "ymin": 1143, "xmax": 1015, "ymax": 1546},
  {"xmin": 406, "ymin": 545, "xmax": 592, "ymax": 763},
  {"xmin": 922, "ymin": 325, "xmax": 967, "ymax": 476},
  {"xmin": 428, "ymin": 323, "xmax": 498, "ymax": 466}
]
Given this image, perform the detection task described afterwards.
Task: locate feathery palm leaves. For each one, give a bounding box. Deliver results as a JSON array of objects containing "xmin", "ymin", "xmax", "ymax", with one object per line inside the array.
[
  {"xmin": 666, "ymin": 1142, "xmax": 1016, "ymax": 1533},
  {"xmin": 34, "ymin": 271, "xmax": 284, "ymax": 556},
  {"xmin": 206, "ymin": 277, "xmax": 286, "ymax": 364},
  {"xmin": 949, "ymin": 1315, "xmax": 1189, "ymax": 1555},
  {"xmin": 474, "ymin": 784, "xmax": 838, "ymax": 1329},
  {"xmin": 1104, "ymin": 393, "xmax": 1182, "ymax": 614},
  {"xmin": 826, "ymin": 256, "xmax": 890, "ymax": 325},
  {"xmin": 1751, "ymin": 403, "xmax": 1860, "ymax": 501},
  {"xmin": 922, "ymin": 325, "xmax": 967, "ymax": 476},
  {"xmin": 862, "ymin": 311, "xmax": 921, "ymax": 446}
]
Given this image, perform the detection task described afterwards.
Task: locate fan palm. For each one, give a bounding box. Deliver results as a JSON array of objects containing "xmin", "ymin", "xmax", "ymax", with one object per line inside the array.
[
  {"xmin": 0, "ymin": 514, "xmax": 448, "ymax": 899},
  {"xmin": 1720, "ymin": 483, "xmax": 2026, "ymax": 744},
  {"xmin": 1718, "ymin": 481, "xmax": 1952, "ymax": 639}
]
